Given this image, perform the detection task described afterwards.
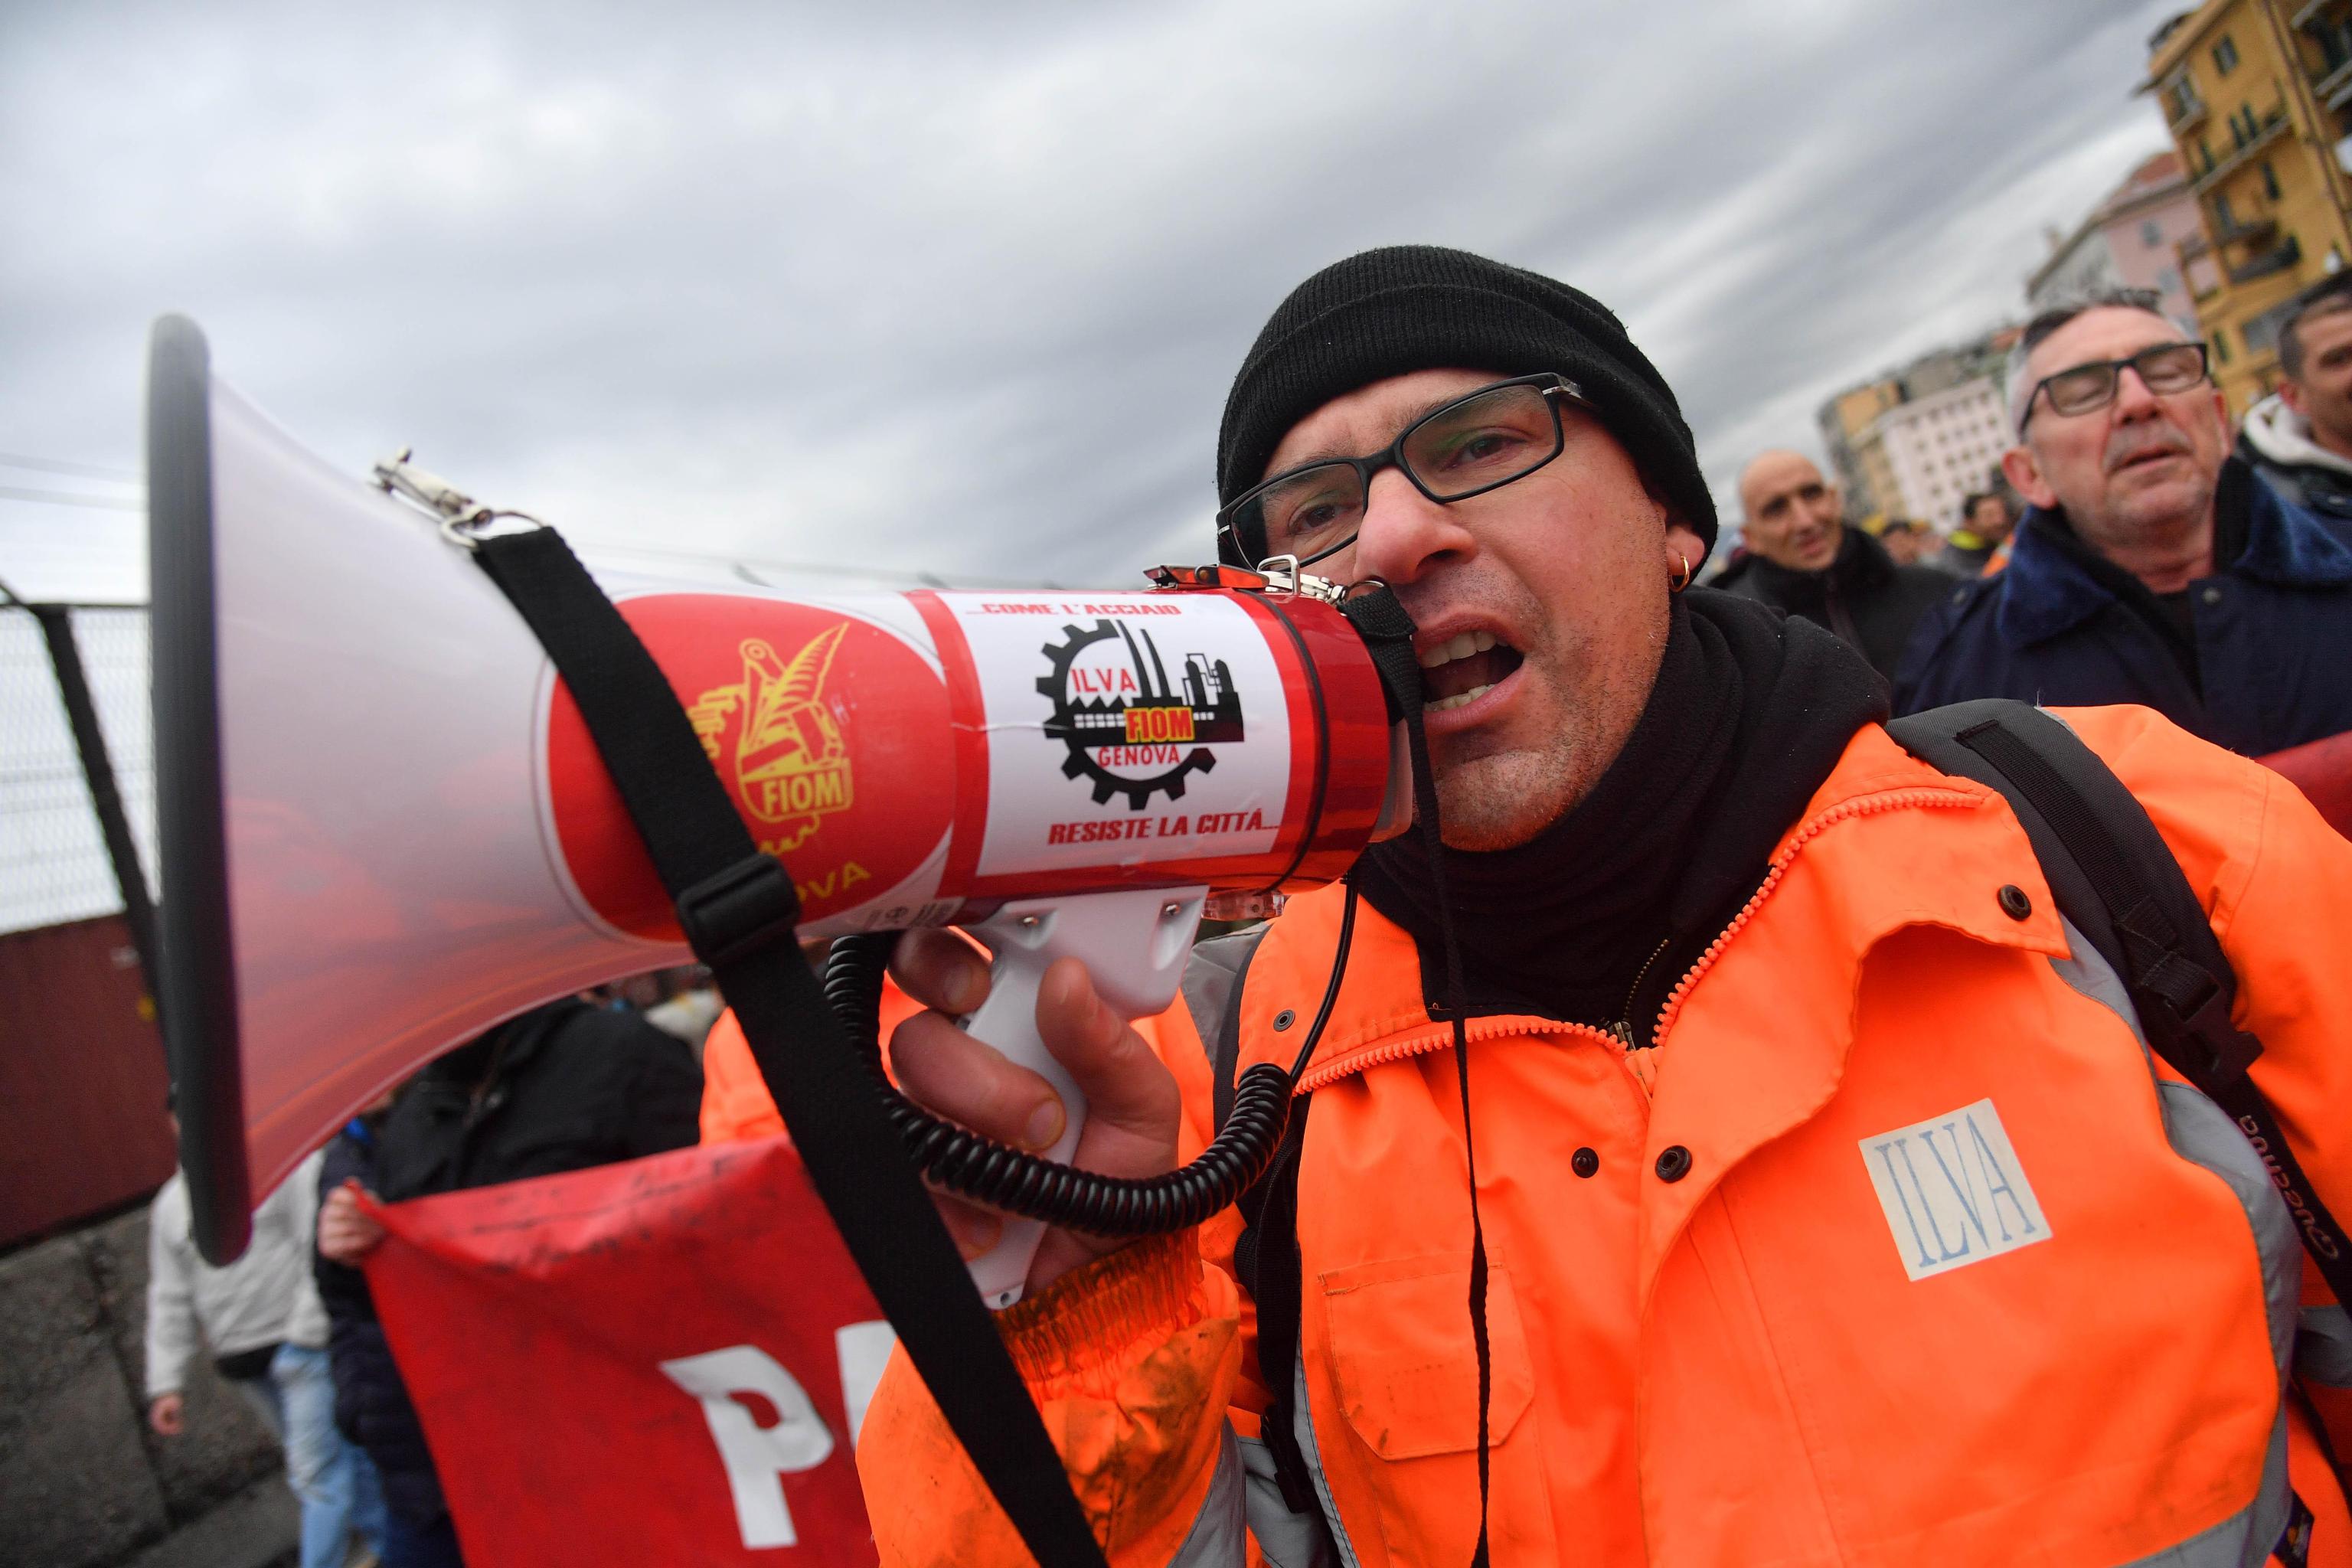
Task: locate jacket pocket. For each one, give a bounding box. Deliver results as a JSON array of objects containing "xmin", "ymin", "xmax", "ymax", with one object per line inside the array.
[
  {"xmin": 1317, "ymin": 1254, "xmax": 1552, "ymax": 1563},
  {"xmin": 1323, "ymin": 1254, "xmax": 1535, "ymax": 1456}
]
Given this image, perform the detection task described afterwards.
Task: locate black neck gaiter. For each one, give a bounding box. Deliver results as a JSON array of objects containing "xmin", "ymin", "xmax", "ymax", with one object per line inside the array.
[{"xmin": 1352, "ymin": 590, "xmax": 1887, "ymax": 1040}]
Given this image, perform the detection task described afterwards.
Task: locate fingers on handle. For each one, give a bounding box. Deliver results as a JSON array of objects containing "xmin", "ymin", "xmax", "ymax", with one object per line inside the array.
[
  {"xmin": 889, "ymin": 1010, "xmax": 1066, "ymax": 1152},
  {"xmin": 1035, "ymin": 957, "xmax": 1178, "ymax": 1139},
  {"xmin": 890, "ymin": 929, "xmax": 989, "ymax": 1016}
]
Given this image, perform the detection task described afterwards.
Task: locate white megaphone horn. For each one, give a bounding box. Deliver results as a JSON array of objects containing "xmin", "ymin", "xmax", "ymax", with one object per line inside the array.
[{"xmin": 149, "ymin": 316, "xmax": 1405, "ymax": 1301}]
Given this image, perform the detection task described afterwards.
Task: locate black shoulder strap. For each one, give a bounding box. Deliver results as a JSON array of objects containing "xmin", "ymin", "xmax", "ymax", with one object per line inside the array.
[
  {"xmin": 469, "ymin": 526, "xmax": 1107, "ymax": 1568},
  {"xmin": 1887, "ymin": 699, "xmax": 2352, "ymax": 1302}
]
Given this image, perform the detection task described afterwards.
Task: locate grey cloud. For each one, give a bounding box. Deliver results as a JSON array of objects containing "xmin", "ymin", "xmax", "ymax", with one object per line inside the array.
[{"xmin": 2, "ymin": 0, "xmax": 2180, "ymax": 595}]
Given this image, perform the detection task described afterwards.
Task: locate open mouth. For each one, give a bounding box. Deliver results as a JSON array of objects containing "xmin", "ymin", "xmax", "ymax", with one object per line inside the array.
[
  {"xmin": 2111, "ymin": 443, "xmax": 2188, "ymax": 474},
  {"xmin": 1417, "ymin": 629, "xmax": 1524, "ymax": 713}
]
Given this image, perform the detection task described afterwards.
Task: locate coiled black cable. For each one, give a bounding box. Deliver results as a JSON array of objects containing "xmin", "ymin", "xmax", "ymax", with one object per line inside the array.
[{"xmin": 822, "ymin": 885, "xmax": 1359, "ymax": 1237}]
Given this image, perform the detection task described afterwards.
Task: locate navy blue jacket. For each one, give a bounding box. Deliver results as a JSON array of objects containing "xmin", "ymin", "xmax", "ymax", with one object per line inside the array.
[{"xmin": 1893, "ymin": 472, "xmax": 2352, "ymax": 755}]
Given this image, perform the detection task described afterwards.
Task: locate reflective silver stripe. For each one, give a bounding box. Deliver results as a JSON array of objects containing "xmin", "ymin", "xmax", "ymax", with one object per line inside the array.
[
  {"xmin": 1168, "ymin": 1425, "xmax": 1247, "ymax": 1568},
  {"xmin": 2300, "ymin": 1303, "xmax": 2352, "ymax": 1389},
  {"xmin": 1182, "ymin": 927, "xmax": 1269, "ymax": 1058},
  {"xmin": 1238, "ymin": 1432, "xmax": 1334, "ymax": 1568},
  {"xmin": 2048, "ymin": 921, "xmax": 2298, "ymax": 1564},
  {"xmin": 2048, "ymin": 923, "xmax": 2300, "ymax": 1372},
  {"xmin": 1292, "ymin": 1355, "xmax": 1361, "ymax": 1568},
  {"xmin": 2115, "ymin": 1409, "xmax": 2291, "ymax": 1568}
]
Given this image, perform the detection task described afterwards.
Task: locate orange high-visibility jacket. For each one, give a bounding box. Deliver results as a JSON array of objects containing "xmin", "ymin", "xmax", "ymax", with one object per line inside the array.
[{"xmin": 856, "ymin": 707, "xmax": 2352, "ymax": 1568}]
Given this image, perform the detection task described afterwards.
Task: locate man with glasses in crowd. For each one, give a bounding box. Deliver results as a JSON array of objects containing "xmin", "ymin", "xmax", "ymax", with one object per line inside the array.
[
  {"xmin": 1896, "ymin": 289, "xmax": 2352, "ymax": 753},
  {"xmin": 854, "ymin": 249, "xmax": 2352, "ymax": 1567}
]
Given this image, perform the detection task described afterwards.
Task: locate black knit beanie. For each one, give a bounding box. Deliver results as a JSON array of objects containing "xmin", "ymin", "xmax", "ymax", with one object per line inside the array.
[{"xmin": 1216, "ymin": 245, "xmax": 1716, "ymax": 562}]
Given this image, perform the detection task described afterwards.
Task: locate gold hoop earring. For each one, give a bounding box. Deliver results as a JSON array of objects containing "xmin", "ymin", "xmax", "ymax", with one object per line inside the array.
[{"xmin": 1670, "ymin": 553, "xmax": 1693, "ymax": 593}]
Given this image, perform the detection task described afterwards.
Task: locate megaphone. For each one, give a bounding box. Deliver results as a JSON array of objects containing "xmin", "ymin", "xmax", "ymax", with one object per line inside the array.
[{"xmin": 149, "ymin": 315, "xmax": 1404, "ymax": 1301}]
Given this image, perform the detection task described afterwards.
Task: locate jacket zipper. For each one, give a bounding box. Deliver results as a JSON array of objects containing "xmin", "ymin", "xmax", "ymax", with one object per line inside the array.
[
  {"xmin": 1298, "ymin": 1014, "xmax": 1622, "ymax": 1093},
  {"xmin": 1296, "ymin": 785, "xmax": 1984, "ymax": 1093},
  {"xmin": 1609, "ymin": 933, "xmax": 1675, "ymax": 1048}
]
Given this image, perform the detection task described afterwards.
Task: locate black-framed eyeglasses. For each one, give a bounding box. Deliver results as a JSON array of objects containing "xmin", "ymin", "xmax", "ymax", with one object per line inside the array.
[
  {"xmin": 2019, "ymin": 341, "xmax": 2210, "ymax": 434},
  {"xmin": 1215, "ymin": 373, "xmax": 1592, "ymax": 568}
]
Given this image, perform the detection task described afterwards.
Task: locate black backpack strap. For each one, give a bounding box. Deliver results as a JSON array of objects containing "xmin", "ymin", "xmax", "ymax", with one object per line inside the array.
[
  {"xmin": 1886, "ymin": 699, "xmax": 2352, "ymax": 1305},
  {"xmin": 469, "ymin": 526, "xmax": 1107, "ymax": 1568}
]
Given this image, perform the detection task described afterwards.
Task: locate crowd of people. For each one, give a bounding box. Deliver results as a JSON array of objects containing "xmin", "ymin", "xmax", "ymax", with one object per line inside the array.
[
  {"xmin": 144, "ymin": 250, "xmax": 2352, "ymax": 1568},
  {"xmin": 1717, "ymin": 270, "xmax": 2352, "ymax": 766}
]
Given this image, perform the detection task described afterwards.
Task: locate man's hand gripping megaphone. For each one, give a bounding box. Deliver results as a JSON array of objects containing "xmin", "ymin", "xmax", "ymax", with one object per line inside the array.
[{"xmin": 890, "ymin": 927, "xmax": 1183, "ymax": 1298}]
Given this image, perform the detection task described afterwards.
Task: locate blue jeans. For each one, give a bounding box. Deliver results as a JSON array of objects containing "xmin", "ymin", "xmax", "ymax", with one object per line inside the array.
[{"xmin": 237, "ymin": 1344, "xmax": 388, "ymax": 1568}]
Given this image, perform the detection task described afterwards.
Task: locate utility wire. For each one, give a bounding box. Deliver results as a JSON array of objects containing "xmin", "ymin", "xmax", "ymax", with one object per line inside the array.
[
  {"xmin": 0, "ymin": 452, "xmax": 140, "ymax": 483},
  {"xmin": 0, "ymin": 486, "xmax": 144, "ymax": 511}
]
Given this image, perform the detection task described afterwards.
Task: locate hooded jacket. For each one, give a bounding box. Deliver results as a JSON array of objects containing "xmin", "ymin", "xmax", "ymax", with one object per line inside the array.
[
  {"xmin": 2238, "ymin": 393, "xmax": 2352, "ymax": 519},
  {"xmin": 854, "ymin": 706, "xmax": 2352, "ymax": 1568},
  {"xmin": 1894, "ymin": 466, "xmax": 2352, "ymax": 756},
  {"xmin": 1713, "ymin": 525, "xmax": 1953, "ymax": 681}
]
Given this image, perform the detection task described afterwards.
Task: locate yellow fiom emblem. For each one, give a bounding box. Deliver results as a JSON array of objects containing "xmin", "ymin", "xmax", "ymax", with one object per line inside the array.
[{"xmin": 687, "ymin": 626, "xmax": 854, "ymax": 852}]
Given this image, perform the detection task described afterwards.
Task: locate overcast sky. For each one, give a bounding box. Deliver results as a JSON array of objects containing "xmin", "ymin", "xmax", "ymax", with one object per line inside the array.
[{"xmin": 2, "ymin": 0, "xmax": 2184, "ymax": 602}]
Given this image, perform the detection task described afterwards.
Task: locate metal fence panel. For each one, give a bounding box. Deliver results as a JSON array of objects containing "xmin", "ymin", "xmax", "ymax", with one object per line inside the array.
[{"xmin": 0, "ymin": 604, "xmax": 154, "ymax": 936}]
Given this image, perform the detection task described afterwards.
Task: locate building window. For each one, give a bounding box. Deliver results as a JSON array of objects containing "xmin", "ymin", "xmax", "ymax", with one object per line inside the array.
[
  {"xmin": 2141, "ymin": 219, "xmax": 2162, "ymax": 247},
  {"xmin": 2213, "ymin": 35, "xmax": 2239, "ymax": 75},
  {"xmin": 2214, "ymin": 328, "xmax": 2233, "ymax": 364},
  {"xmin": 2262, "ymin": 161, "xmax": 2281, "ymax": 201},
  {"xmin": 2215, "ymin": 192, "xmax": 2236, "ymax": 229}
]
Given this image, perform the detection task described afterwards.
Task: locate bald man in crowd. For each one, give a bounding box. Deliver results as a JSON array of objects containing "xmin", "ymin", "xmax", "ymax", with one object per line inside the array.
[{"xmin": 1713, "ymin": 449, "xmax": 1955, "ymax": 679}]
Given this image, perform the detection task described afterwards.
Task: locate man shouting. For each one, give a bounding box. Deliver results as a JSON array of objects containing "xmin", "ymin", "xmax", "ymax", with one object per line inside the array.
[{"xmin": 856, "ymin": 248, "xmax": 2352, "ymax": 1567}]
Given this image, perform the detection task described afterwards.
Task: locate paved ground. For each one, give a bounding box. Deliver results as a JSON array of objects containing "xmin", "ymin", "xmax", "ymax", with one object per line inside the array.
[{"xmin": 0, "ymin": 1208, "xmax": 299, "ymax": 1567}]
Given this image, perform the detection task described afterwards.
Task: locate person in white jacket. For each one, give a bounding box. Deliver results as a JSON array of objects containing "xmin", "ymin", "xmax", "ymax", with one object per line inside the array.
[{"xmin": 146, "ymin": 1142, "xmax": 384, "ymax": 1568}]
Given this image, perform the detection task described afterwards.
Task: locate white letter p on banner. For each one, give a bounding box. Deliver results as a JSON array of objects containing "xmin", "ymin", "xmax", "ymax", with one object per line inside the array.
[{"xmin": 660, "ymin": 1345, "xmax": 837, "ymax": 1548}]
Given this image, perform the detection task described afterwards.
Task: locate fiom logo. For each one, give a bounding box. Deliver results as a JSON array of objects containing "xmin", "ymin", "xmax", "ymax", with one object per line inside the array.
[{"xmin": 1037, "ymin": 618, "xmax": 1245, "ymax": 809}]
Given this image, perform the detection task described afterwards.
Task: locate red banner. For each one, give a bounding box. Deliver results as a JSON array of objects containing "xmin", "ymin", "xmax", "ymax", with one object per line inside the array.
[{"xmin": 364, "ymin": 1138, "xmax": 890, "ymax": 1565}]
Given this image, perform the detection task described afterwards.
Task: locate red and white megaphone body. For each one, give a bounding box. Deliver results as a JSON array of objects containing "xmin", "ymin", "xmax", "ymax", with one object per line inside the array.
[{"xmin": 149, "ymin": 317, "xmax": 1402, "ymax": 1302}]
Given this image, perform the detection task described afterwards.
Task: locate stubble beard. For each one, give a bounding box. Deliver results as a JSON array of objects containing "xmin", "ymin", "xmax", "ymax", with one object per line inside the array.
[
  {"xmin": 2078, "ymin": 464, "xmax": 2213, "ymax": 558},
  {"xmin": 1430, "ymin": 634, "xmax": 1650, "ymax": 853},
  {"xmin": 1432, "ymin": 742, "xmax": 1586, "ymax": 851}
]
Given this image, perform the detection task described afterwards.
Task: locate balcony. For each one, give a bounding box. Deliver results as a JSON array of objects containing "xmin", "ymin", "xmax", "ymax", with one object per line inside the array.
[
  {"xmin": 2295, "ymin": 0, "xmax": 2348, "ymax": 30},
  {"xmin": 2167, "ymin": 88, "xmax": 2210, "ymax": 132},
  {"xmin": 2192, "ymin": 107, "xmax": 2292, "ymax": 193},
  {"xmin": 2318, "ymin": 55, "xmax": 2352, "ymax": 109},
  {"xmin": 2228, "ymin": 234, "xmax": 2304, "ymax": 286},
  {"xmin": 2212, "ymin": 211, "xmax": 2278, "ymax": 245}
]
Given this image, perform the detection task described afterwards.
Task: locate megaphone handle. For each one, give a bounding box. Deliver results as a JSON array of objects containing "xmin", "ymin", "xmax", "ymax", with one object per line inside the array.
[{"xmin": 957, "ymin": 885, "xmax": 1207, "ymax": 1310}]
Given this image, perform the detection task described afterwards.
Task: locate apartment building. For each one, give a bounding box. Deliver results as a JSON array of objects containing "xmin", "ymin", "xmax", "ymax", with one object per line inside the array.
[
  {"xmin": 2147, "ymin": 0, "xmax": 2352, "ymax": 413},
  {"xmin": 1815, "ymin": 328, "xmax": 2017, "ymax": 525},
  {"xmin": 1857, "ymin": 378, "xmax": 2012, "ymax": 532},
  {"xmin": 2026, "ymin": 151, "xmax": 2204, "ymax": 322}
]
